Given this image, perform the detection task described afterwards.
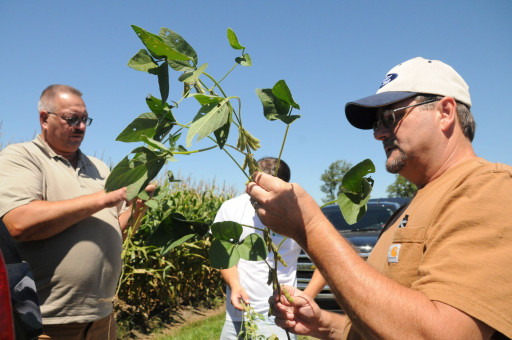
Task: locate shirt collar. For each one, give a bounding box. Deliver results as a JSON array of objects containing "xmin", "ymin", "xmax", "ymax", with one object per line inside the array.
[{"xmin": 33, "ymin": 134, "xmax": 87, "ymax": 167}]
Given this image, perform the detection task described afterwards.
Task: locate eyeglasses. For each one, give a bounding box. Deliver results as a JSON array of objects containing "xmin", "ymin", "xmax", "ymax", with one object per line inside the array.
[
  {"xmin": 372, "ymin": 98, "xmax": 439, "ymax": 133},
  {"xmin": 47, "ymin": 112, "xmax": 93, "ymax": 127}
]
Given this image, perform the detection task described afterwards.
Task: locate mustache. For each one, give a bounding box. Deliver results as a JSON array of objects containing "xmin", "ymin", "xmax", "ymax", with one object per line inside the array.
[
  {"xmin": 72, "ymin": 129, "xmax": 85, "ymax": 135},
  {"xmin": 383, "ymin": 138, "xmax": 400, "ymax": 149}
]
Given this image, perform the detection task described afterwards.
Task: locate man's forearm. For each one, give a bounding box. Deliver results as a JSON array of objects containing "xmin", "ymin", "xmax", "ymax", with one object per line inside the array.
[
  {"xmin": 309, "ymin": 310, "xmax": 348, "ymax": 340},
  {"xmin": 302, "ymin": 219, "xmax": 492, "ymax": 339},
  {"xmin": 3, "ymin": 189, "xmax": 124, "ymax": 241},
  {"xmin": 303, "ymin": 269, "xmax": 327, "ymax": 298},
  {"xmin": 220, "ymin": 266, "xmax": 241, "ymax": 289}
]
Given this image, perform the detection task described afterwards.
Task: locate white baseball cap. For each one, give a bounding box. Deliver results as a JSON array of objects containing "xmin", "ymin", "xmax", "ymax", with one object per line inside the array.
[{"xmin": 345, "ymin": 57, "xmax": 471, "ymax": 129}]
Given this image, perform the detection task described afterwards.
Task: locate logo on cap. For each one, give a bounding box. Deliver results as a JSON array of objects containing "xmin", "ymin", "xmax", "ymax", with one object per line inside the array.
[{"xmin": 380, "ymin": 73, "xmax": 398, "ymax": 88}]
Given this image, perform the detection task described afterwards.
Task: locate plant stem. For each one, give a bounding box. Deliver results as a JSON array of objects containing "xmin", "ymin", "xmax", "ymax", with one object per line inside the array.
[
  {"xmin": 203, "ymin": 72, "xmax": 229, "ymax": 98},
  {"xmin": 173, "ymin": 145, "xmax": 217, "ymax": 155},
  {"xmin": 320, "ymin": 200, "xmax": 337, "ymax": 208},
  {"xmin": 205, "ymin": 135, "xmax": 251, "ymax": 181},
  {"xmin": 213, "ymin": 64, "xmax": 237, "ymax": 89},
  {"xmin": 277, "ymin": 124, "xmax": 291, "ymax": 169}
]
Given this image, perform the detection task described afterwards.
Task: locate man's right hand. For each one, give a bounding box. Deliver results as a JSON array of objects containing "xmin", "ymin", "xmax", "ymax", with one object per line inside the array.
[
  {"xmin": 271, "ymin": 285, "xmax": 323, "ymax": 336},
  {"xmin": 230, "ymin": 285, "xmax": 250, "ymax": 311},
  {"xmin": 101, "ymin": 187, "xmax": 127, "ymax": 208}
]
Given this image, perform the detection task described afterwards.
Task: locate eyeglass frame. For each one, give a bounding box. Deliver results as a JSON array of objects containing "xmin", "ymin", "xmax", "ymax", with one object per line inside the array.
[
  {"xmin": 372, "ymin": 98, "xmax": 440, "ymax": 133},
  {"xmin": 47, "ymin": 111, "xmax": 93, "ymax": 127}
]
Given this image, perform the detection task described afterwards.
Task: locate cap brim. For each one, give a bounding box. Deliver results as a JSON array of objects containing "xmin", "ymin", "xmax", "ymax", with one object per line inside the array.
[{"xmin": 345, "ymin": 91, "xmax": 418, "ymax": 129}]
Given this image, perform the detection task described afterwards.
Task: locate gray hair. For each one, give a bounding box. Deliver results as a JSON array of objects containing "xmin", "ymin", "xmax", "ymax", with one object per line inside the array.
[
  {"xmin": 416, "ymin": 94, "xmax": 475, "ymax": 142},
  {"xmin": 38, "ymin": 85, "xmax": 83, "ymax": 112}
]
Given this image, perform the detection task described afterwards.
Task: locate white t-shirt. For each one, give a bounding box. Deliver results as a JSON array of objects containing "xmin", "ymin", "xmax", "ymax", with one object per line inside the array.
[{"xmin": 214, "ymin": 193, "xmax": 302, "ymax": 322}]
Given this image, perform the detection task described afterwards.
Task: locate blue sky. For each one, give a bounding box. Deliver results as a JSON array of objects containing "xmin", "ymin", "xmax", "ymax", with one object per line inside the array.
[{"xmin": 1, "ymin": 1, "xmax": 511, "ymax": 203}]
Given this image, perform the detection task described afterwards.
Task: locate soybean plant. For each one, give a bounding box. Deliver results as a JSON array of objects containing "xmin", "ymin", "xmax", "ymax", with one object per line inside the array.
[{"xmin": 106, "ymin": 25, "xmax": 375, "ymax": 340}]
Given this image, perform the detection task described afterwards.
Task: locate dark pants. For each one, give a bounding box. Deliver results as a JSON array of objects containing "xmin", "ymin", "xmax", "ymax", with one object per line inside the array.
[{"xmin": 38, "ymin": 314, "xmax": 117, "ymax": 340}]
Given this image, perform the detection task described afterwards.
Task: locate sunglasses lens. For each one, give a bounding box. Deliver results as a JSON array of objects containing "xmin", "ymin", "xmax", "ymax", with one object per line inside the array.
[{"xmin": 382, "ymin": 113, "xmax": 395, "ymax": 129}]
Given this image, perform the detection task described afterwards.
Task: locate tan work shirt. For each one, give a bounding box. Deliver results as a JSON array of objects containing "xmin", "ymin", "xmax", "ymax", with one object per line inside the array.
[
  {"xmin": 0, "ymin": 135, "xmax": 124, "ymax": 324},
  {"xmin": 343, "ymin": 158, "xmax": 512, "ymax": 339}
]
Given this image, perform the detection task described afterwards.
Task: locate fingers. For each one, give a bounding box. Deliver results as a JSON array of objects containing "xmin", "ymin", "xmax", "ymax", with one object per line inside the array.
[
  {"xmin": 274, "ymin": 317, "xmax": 297, "ymax": 331},
  {"xmin": 246, "ymin": 172, "xmax": 284, "ymax": 196},
  {"xmin": 144, "ymin": 184, "xmax": 156, "ymax": 195},
  {"xmin": 246, "ymin": 172, "xmax": 286, "ymax": 216},
  {"xmin": 231, "ymin": 288, "xmax": 250, "ymax": 310},
  {"xmin": 102, "ymin": 187, "xmax": 127, "ymax": 207},
  {"xmin": 279, "ymin": 285, "xmax": 297, "ymax": 305},
  {"xmin": 231, "ymin": 296, "xmax": 244, "ymax": 310},
  {"xmin": 134, "ymin": 183, "xmax": 157, "ymax": 207}
]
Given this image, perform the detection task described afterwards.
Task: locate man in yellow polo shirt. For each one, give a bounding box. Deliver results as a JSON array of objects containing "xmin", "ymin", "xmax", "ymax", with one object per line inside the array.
[
  {"xmin": 246, "ymin": 57, "xmax": 512, "ymax": 339},
  {"xmin": 0, "ymin": 85, "xmax": 153, "ymax": 339}
]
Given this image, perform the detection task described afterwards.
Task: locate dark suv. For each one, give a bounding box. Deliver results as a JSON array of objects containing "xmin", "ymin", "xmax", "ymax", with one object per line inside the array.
[{"xmin": 296, "ymin": 198, "xmax": 410, "ymax": 311}]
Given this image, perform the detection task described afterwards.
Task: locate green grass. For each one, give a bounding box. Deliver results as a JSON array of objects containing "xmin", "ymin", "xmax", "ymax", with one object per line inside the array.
[
  {"xmin": 154, "ymin": 312, "xmax": 224, "ymax": 340},
  {"xmin": 153, "ymin": 311, "xmax": 314, "ymax": 340}
]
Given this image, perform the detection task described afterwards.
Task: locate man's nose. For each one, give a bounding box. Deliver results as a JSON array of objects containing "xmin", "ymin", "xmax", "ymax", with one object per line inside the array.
[
  {"xmin": 75, "ymin": 120, "xmax": 87, "ymax": 129},
  {"xmin": 373, "ymin": 122, "xmax": 392, "ymax": 141}
]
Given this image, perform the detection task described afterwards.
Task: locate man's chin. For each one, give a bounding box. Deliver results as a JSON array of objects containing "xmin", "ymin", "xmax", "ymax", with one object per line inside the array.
[
  {"xmin": 386, "ymin": 155, "xmax": 406, "ymax": 174},
  {"xmin": 68, "ymin": 139, "xmax": 83, "ymax": 149}
]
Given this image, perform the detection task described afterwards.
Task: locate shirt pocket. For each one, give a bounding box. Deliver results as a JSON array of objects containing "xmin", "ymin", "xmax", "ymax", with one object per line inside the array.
[{"xmin": 385, "ymin": 227, "xmax": 427, "ymax": 287}]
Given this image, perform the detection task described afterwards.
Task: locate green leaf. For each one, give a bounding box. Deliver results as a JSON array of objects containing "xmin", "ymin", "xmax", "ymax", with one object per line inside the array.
[
  {"xmin": 105, "ymin": 156, "xmax": 144, "ymax": 191},
  {"xmin": 127, "ymin": 49, "xmax": 159, "ymax": 74},
  {"xmin": 213, "ymin": 109, "xmax": 232, "ymax": 149},
  {"xmin": 115, "ymin": 112, "xmax": 158, "ymax": 143},
  {"xmin": 144, "ymin": 199, "xmax": 159, "ymax": 210},
  {"xmin": 272, "ymin": 80, "xmax": 300, "ymax": 109},
  {"xmin": 187, "ymin": 93, "xmax": 224, "ymax": 106},
  {"xmin": 237, "ymin": 233, "xmax": 267, "ymax": 261},
  {"xmin": 145, "ymin": 96, "xmax": 177, "ymax": 142},
  {"xmin": 146, "ymin": 95, "xmax": 171, "ymax": 114},
  {"xmin": 342, "ymin": 159, "xmax": 376, "ymax": 193},
  {"xmin": 186, "ymin": 99, "xmax": 231, "ymax": 147},
  {"xmin": 209, "ymin": 222, "xmax": 267, "ymax": 269},
  {"xmin": 128, "ymin": 150, "xmax": 166, "ymax": 200},
  {"xmin": 157, "ymin": 61, "xmax": 169, "ymax": 104},
  {"xmin": 178, "ymin": 63, "xmax": 208, "ymax": 84},
  {"xmin": 210, "ymin": 221, "xmax": 243, "ymax": 241},
  {"xmin": 235, "ymin": 53, "xmax": 252, "ymax": 67},
  {"xmin": 162, "ymin": 234, "xmax": 195, "ymax": 255},
  {"xmin": 227, "ymin": 27, "xmax": 245, "ymax": 50},
  {"xmin": 336, "ymin": 159, "xmax": 376, "ymax": 225},
  {"xmin": 209, "ymin": 239, "xmax": 240, "ymax": 269},
  {"xmin": 138, "ymin": 190, "xmax": 151, "ymax": 201},
  {"xmin": 337, "ymin": 192, "xmax": 370, "ymax": 225},
  {"xmin": 255, "ymin": 88, "xmax": 300, "ymax": 124},
  {"xmin": 209, "ymin": 221, "xmax": 244, "ymax": 269},
  {"xmin": 140, "ymin": 135, "xmax": 169, "ymax": 152},
  {"xmin": 159, "ymin": 27, "xmax": 198, "ymax": 71},
  {"xmin": 105, "ymin": 147, "xmax": 165, "ymax": 200},
  {"xmin": 132, "ymin": 25, "xmax": 190, "ymax": 61},
  {"xmin": 147, "ymin": 212, "xmax": 195, "ymax": 246}
]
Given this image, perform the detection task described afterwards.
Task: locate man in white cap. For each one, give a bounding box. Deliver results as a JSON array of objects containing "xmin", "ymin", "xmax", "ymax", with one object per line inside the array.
[{"xmin": 246, "ymin": 57, "xmax": 512, "ymax": 339}]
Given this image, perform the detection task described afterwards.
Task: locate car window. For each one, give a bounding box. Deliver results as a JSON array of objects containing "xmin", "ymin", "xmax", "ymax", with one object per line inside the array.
[{"xmin": 321, "ymin": 204, "xmax": 396, "ymax": 232}]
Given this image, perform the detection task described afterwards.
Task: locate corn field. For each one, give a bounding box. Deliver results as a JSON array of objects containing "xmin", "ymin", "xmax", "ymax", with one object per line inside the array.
[{"xmin": 115, "ymin": 176, "xmax": 236, "ymax": 334}]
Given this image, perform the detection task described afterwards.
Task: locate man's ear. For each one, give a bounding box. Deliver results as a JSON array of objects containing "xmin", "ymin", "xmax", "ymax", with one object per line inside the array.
[
  {"xmin": 439, "ymin": 97, "xmax": 457, "ymax": 133},
  {"xmin": 40, "ymin": 111, "xmax": 49, "ymax": 128}
]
